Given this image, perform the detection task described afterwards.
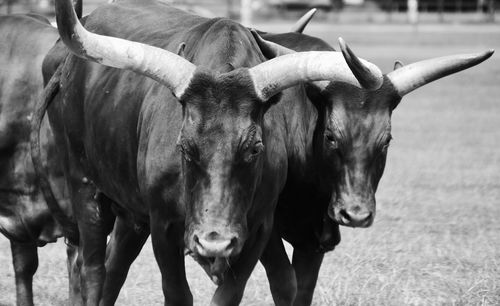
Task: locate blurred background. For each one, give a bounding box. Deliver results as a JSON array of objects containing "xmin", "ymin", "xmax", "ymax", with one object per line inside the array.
[
  {"xmin": 1, "ymin": 0, "xmax": 499, "ymax": 305},
  {"xmin": 1, "ymin": 0, "xmax": 499, "ymax": 24}
]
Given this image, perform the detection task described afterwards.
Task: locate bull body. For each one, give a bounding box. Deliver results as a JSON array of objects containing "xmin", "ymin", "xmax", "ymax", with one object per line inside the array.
[
  {"xmin": 256, "ymin": 29, "xmax": 492, "ymax": 305},
  {"xmin": 0, "ymin": 14, "xmax": 66, "ymax": 306},
  {"xmin": 257, "ymin": 32, "xmax": 340, "ymax": 306},
  {"xmin": 43, "ymin": 1, "xmax": 305, "ymax": 304}
]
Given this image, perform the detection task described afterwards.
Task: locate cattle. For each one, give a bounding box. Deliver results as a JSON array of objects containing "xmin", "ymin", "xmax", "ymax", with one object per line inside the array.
[
  {"xmin": 0, "ymin": 14, "xmax": 64, "ymax": 306},
  {"xmin": 32, "ymin": 0, "xmax": 381, "ymax": 305},
  {"xmin": 251, "ymin": 18, "xmax": 494, "ymax": 305}
]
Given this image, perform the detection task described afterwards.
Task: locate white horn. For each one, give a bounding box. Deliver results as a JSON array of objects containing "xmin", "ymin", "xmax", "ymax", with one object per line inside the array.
[
  {"xmin": 248, "ymin": 49, "xmax": 382, "ymax": 102},
  {"xmin": 55, "ymin": 0, "xmax": 196, "ymax": 98},
  {"xmin": 251, "ymin": 30, "xmax": 295, "ymax": 58},
  {"xmin": 290, "ymin": 8, "xmax": 317, "ymax": 33},
  {"xmin": 338, "ymin": 37, "xmax": 383, "ymax": 90},
  {"xmin": 387, "ymin": 50, "xmax": 494, "ymax": 97}
]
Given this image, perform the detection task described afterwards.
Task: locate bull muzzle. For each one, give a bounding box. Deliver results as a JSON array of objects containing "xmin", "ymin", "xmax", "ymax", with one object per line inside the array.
[
  {"xmin": 191, "ymin": 230, "xmax": 240, "ymax": 258},
  {"xmin": 329, "ymin": 198, "xmax": 375, "ymax": 228}
]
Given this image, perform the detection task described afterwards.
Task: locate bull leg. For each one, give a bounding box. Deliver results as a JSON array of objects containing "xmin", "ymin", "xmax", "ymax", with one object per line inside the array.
[
  {"xmin": 210, "ymin": 221, "xmax": 273, "ymax": 306},
  {"xmin": 260, "ymin": 228, "xmax": 297, "ymax": 306},
  {"xmin": 291, "ymin": 249, "xmax": 324, "ymax": 306},
  {"xmin": 71, "ymin": 184, "xmax": 108, "ymax": 306},
  {"xmin": 150, "ymin": 218, "xmax": 192, "ymax": 306},
  {"xmin": 66, "ymin": 242, "xmax": 83, "ymax": 306},
  {"xmin": 100, "ymin": 216, "xmax": 149, "ymax": 306},
  {"xmin": 10, "ymin": 241, "xmax": 38, "ymax": 306}
]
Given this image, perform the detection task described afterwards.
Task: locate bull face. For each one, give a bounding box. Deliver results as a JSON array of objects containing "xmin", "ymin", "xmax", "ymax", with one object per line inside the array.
[
  {"xmin": 311, "ymin": 81, "xmax": 400, "ymax": 227},
  {"xmin": 252, "ymin": 32, "xmax": 492, "ymax": 229},
  {"xmin": 311, "ymin": 48, "xmax": 492, "ymax": 228},
  {"xmin": 178, "ymin": 70, "xmax": 271, "ymax": 259}
]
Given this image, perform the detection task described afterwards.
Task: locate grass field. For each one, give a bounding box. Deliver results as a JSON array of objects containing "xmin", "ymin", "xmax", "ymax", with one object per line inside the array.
[{"xmin": 1, "ymin": 23, "xmax": 499, "ymax": 306}]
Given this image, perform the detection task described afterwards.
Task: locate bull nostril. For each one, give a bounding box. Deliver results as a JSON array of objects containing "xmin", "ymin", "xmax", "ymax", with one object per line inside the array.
[
  {"xmin": 228, "ymin": 237, "xmax": 237, "ymax": 250},
  {"xmin": 207, "ymin": 231, "xmax": 220, "ymax": 241},
  {"xmin": 339, "ymin": 209, "xmax": 352, "ymax": 221},
  {"xmin": 339, "ymin": 209, "xmax": 373, "ymax": 226},
  {"xmin": 194, "ymin": 232, "xmax": 239, "ymax": 257}
]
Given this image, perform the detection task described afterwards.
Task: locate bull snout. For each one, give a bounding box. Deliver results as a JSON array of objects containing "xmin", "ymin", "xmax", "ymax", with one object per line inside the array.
[
  {"xmin": 329, "ymin": 201, "xmax": 375, "ymax": 228},
  {"xmin": 338, "ymin": 208, "xmax": 373, "ymax": 227},
  {"xmin": 193, "ymin": 231, "xmax": 238, "ymax": 257}
]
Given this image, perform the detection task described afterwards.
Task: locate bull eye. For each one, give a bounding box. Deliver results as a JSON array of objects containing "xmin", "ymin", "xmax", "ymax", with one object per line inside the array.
[
  {"xmin": 325, "ymin": 134, "xmax": 338, "ymax": 149},
  {"xmin": 244, "ymin": 140, "xmax": 264, "ymax": 163}
]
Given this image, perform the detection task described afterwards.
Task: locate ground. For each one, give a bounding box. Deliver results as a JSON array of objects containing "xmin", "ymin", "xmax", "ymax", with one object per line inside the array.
[{"xmin": 0, "ymin": 22, "xmax": 499, "ymax": 306}]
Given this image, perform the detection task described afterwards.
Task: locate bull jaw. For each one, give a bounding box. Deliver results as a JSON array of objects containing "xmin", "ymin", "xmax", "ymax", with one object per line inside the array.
[{"xmin": 188, "ymin": 252, "xmax": 229, "ymax": 285}]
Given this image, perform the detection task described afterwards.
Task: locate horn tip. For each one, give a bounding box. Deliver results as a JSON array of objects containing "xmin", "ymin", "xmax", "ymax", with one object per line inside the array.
[
  {"xmin": 309, "ymin": 8, "xmax": 318, "ymax": 15},
  {"xmin": 476, "ymin": 49, "xmax": 494, "ymax": 62},
  {"xmin": 338, "ymin": 37, "xmax": 349, "ymax": 55},
  {"xmin": 338, "ymin": 37, "xmax": 346, "ymax": 49}
]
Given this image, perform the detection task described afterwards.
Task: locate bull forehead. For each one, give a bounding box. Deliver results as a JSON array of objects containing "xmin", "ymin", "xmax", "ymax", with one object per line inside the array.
[
  {"xmin": 327, "ymin": 88, "xmax": 392, "ymax": 150},
  {"xmin": 181, "ymin": 104, "xmax": 260, "ymax": 164},
  {"xmin": 182, "ymin": 69, "xmax": 261, "ymax": 110}
]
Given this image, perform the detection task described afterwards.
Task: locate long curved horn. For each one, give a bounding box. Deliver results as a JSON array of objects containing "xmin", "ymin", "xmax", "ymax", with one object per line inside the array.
[
  {"xmin": 338, "ymin": 37, "xmax": 383, "ymax": 90},
  {"xmin": 74, "ymin": 0, "xmax": 82, "ymax": 19},
  {"xmin": 291, "ymin": 8, "xmax": 317, "ymax": 33},
  {"xmin": 55, "ymin": 0, "xmax": 196, "ymax": 98},
  {"xmin": 249, "ymin": 48, "xmax": 382, "ymax": 101},
  {"xmin": 251, "ymin": 30, "xmax": 295, "ymax": 58},
  {"xmin": 387, "ymin": 50, "xmax": 494, "ymax": 97}
]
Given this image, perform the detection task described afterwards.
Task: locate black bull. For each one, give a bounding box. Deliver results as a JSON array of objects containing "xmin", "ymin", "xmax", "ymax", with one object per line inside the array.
[
  {"xmin": 1, "ymin": 9, "xmax": 337, "ymax": 306},
  {"xmin": 0, "ymin": 14, "xmax": 66, "ymax": 306},
  {"xmin": 32, "ymin": 3, "xmax": 492, "ymax": 306},
  {"xmin": 33, "ymin": 0, "xmax": 383, "ymax": 305}
]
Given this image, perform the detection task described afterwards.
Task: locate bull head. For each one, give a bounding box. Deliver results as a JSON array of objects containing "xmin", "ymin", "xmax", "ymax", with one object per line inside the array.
[
  {"xmin": 253, "ymin": 33, "xmax": 493, "ymax": 228},
  {"xmin": 54, "ymin": 0, "xmax": 380, "ymax": 262}
]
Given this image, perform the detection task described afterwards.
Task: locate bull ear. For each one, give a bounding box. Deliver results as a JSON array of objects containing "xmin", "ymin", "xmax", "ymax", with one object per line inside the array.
[
  {"xmin": 250, "ymin": 30, "xmax": 295, "ymax": 59},
  {"xmin": 177, "ymin": 42, "xmax": 187, "ymax": 58},
  {"xmin": 393, "ymin": 60, "xmax": 404, "ymax": 70},
  {"xmin": 55, "ymin": 0, "xmax": 196, "ymax": 99},
  {"xmin": 290, "ymin": 8, "xmax": 317, "ymax": 33},
  {"xmin": 387, "ymin": 50, "xmax": 494, "ymax": 97}
]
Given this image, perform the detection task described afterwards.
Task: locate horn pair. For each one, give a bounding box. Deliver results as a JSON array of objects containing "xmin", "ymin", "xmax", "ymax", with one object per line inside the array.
[
  {"xmin": 289, "ymin": 9, "xmax": 494, "ymax": 96},
  {"xmin": 251, "ymin": 31, "xmax": 383, "ymax": 91},
  {"xmin": 56, "ymin": 0, "xmax": 493, "ymax": 102},
  {"xmin": 253, "ymin": 31, "xmax": 493, "ymax": 96},
  {"xmin": 55, "ymin": 0, "xmax": 381, "ymax": 102}
]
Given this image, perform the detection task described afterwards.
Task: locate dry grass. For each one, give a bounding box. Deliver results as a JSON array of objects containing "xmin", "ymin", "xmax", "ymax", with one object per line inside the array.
[{"xmin": 1, "ymin": 24, "xmax": 499, "ymax": 305}]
